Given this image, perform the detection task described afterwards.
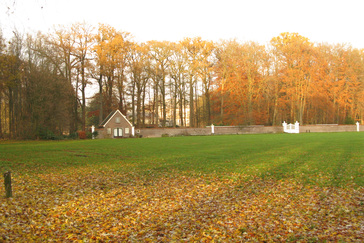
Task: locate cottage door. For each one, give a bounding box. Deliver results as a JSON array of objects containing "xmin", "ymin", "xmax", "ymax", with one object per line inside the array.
[{"xmin": 113, "ymin": 128, "xmax": 123, "ymax": 138}]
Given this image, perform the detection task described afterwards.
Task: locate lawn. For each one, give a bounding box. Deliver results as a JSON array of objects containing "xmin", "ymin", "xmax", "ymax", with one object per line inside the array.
[{"xmin": 0, "ymin": 133, "xmax": 363, "ymax": 241}]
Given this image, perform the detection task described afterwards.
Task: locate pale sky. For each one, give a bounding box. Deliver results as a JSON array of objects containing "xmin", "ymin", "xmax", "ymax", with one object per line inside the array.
[{"xmin": 1, "ymin": 0, "xmax": 364, "ymax": 48}]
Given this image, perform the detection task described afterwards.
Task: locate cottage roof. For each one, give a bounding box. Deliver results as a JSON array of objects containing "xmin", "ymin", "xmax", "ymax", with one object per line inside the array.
[{"xmin": 99, "ymin": 110, "xmax": 133, "ymax": 128}]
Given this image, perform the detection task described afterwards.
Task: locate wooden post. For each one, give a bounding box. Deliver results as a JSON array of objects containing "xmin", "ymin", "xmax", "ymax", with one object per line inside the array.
[{"xmin": 4, "ymin": 171, "xmax": 12, "ymax": 198}]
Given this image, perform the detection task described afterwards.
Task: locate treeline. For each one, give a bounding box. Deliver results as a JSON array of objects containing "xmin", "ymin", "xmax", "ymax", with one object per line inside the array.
[
  {"xmin": 0, "ymin": 23, "xmax": 363, "ymax": 139},
  {"xmin": 215, "ymin": 33, "xmax": 363, "ymax": 126}
]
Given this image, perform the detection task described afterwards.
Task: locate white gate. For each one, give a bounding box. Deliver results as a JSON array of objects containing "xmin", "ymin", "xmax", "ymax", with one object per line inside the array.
[{"xmin": 282, "ymin": 121, "xmax": 299, "ymax": 133}]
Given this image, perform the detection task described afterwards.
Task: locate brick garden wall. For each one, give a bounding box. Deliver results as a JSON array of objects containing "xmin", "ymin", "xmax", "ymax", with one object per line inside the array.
[
  {"xmin": 300, "ymin": 124, "xmax": 363, "ymax": 133},
  {"xmin": 138, "ymin": 126, "xmax": 282, "ymax": 138},
  {"xmin": 137, "ymin": 124, "xmax": 363, "ymax": 138}
]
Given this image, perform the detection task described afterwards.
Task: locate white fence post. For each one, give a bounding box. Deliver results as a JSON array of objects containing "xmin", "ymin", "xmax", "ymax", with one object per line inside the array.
[
  {"xmin": 357, "ymin": 122, "xmax": 360, "ymax": 132},
  {"xmin": 211, "ymin": 124, "xmax": 215, "ymax": 134},
  {"xmin": 91, "ymin": 125, "xmax": 95, "ymax": 139},
  {"xmin": 295, "ymin": 121, "xmax": 300, "ymax": 133},
  {"xmin": 132, "ymin": 126, "xmax": 135, "ymax": 136},
  {"xmin": 282, "ymin": 121, "xmax": 287, "ymax": 133}
]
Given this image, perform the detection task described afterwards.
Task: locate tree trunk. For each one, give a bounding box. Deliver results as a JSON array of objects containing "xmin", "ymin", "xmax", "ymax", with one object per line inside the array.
[
  {"xmin": 142, "ymin": 85, "xmax": 146, "ymax": 127},
  {"xmin": 205, "ymin": 91, "xmax": 211, "ymax": 125},
  {"xmin": 131, "ymin": 79, "xmax": 135, "ymax": 126},
  {"xmin": 0, "ymin": 94, "xmax": 3, "ymax": 138},
  {"xmin": 162, "ymin": 86, "xmax": 166, "ymax": 127},
  {"xmin": 247, "ymin": 73, "xmax": 253, "ymax": 125},
  {"xmin": 154, "ymin": 79, "xmax": 159, "ymax": 126},
  {"xmin": 81, "ymin": 86, "xmax": 86, "ymax": 132},
  {"xmin": 73, "ymin": 76, "xmax": 79, "ymax": 133},
  {"xmin": 220, "ymin": 82, "xmax": 224, "ymax": 125},
  {"xmin": 160, "ymin": 72, "xmax": 166, "ymax": 127},
  {"xmin": 107, "ymin": 76, "xmax": 113, "ymax": 116},
  {"xmin": 8, "ymin": 87, "xmax": 14, "ymax": 139},
  {"xmin": 117, "ymin": 73, "xmax": 125, "ymax": 115},
  {"xmin": 98, "ymin": 74, "xmax": 103, "ymax": 124},
  {"xmin": 179, "ymin": 89, "xmax": 184, "ymax": 127},
  {"xmin": 136, "ymin": 76, "xmax": 142, "ymax": 128},
  {"xmin": 81, "ymin": 59, "xmax": 86, "ymax": 132},
  {"xmin": 173, "ymin": 93, "xmax": 177, "ymax": 128},
  {"xmin": 189, "ymin": 75, "xmax": 194, "ymax": 127},
  {"xmin": 204, "ymin": 74, "xmax": 211, "ymax": 125}
]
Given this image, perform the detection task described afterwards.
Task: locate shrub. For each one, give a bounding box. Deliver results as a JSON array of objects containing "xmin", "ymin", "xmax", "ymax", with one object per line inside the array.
[
  {"xmin": 344, "ymin": 116, "xmax": 355, "ymax": 124},
  {"xmin": 36, "ymin": 127, "xmax": 57, "ymax": 140},
  {"xmin": 86, "ymin": 132, "xmax": 92, "ymax": 139},
  {"xmin": 92, "ymin": 131, "xmax": 98, "ymax": 138},
  {"xmin": 77, "ymin": 131, "xmax": 87, "ymax": 139},
  {"xmin": 67, "ymin": 132, "xmax": 79, "ymax": 140}
]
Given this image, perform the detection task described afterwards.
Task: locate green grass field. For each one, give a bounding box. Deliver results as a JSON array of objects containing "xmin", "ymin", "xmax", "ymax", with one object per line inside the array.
[
  {"xmin": 0, "ymin": 133, "xmax": 363, "ymax": 241},
  {"xmin": 1, "ymin": 132, "xmax": 363, "ymax": 186}
]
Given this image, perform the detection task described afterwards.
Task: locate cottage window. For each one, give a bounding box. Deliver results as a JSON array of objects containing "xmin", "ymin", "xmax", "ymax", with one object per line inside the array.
[
  {"xmin": 107, "ymin": 128, "xmax": 111, "ymax": 135},
  {"xmin": 115, "ymin": 117, "xmax": 121, "ymax": 123},
  {"xmin": 125, "ymin": 128, "xmax": 130, "ymax": 134}
]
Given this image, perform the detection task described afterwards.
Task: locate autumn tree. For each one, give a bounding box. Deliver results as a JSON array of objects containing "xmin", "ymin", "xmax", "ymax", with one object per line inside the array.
[
  {"xmin": 195, "ymin": 39, "xmax": 215, "ymax": 126},
  {"xmin": 93, "ymin": 24, "xmax": 132, "ymax": 123},
  {"xmin": 0, "ymin": 30, "xmax": 75, "ymax": 139},
  {"xmin": 271, "ymin": 32, "xmax": 315, "ymax": 124},
  {"xmin": 70, "ymin": 22, "xmax": 94, "ymax": 131},
  {"xmin": 4, "ymin": 32, "xmax": 23, "ymax": 138},
  {"xmin": 128, "ymin": 43, "xmax": 150, "ymax": 127},
  {"xmin": 213, "ymin": 40, "xmax": 270, "ymax": 125},
  {"xmin": 0, "ymin": 31, "xmax": 4, "ymax": 137},
  {"xmin": 47, "ymin": 26, "xmax": 79, "ymax": 134},
  {"xmin": 148, "ymin": 40, "xmax": 172, "ymax": 127},
  {"xmin": 169, "ymin": 42, "xmax": 189, "ymax": 127},
  {"xmin": 325, "ymin": 45, "xmax": 363, "ymax": 124},
  {"xmin": 23, "ymin": 34, "xmax": 74, "ymax": 138},
  {"xmin": 180, "ymin": 37, "xmax": 202, "ymax": 127},
  {"xmin": 213, "ymin": 40, "xmax": 232, "ymax": 125}
]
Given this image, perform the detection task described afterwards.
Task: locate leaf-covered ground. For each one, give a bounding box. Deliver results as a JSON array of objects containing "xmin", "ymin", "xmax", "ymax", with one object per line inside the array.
[
  {"xmin": 1, "ymin": 169, "xmax": 363, "ymax": 242},
  {"xmin": 1, "ymin": 134, "xmax": 363, "ymax": 241}
]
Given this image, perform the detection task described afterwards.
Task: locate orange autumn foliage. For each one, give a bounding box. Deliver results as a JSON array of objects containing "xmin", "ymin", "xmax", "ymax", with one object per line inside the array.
[{"xmin": 212, "ymin": 33, "xmax": 364, "ymax": 125}]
